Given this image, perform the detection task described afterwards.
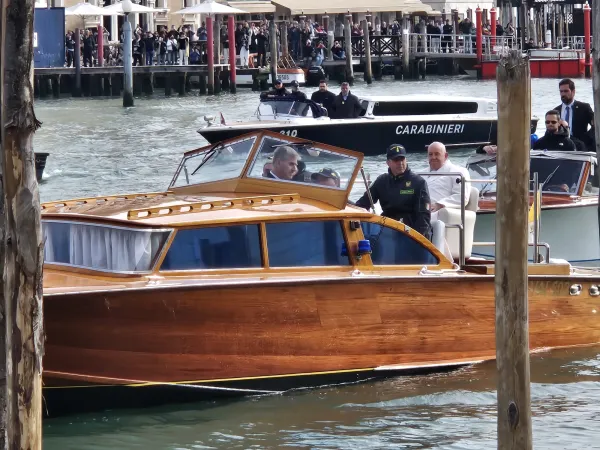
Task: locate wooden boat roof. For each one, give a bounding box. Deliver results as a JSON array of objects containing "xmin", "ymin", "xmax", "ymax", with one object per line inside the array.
[
  {"xmin": 42, "ymin": 130, "xmax": 369, "ymax": 226},
  {"xmin": 41, "ymin": 191, "xmax": 373, "ymax": 227}
]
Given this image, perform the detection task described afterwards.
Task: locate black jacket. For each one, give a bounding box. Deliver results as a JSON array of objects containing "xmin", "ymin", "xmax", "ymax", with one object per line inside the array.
[
  {"xmin": 311, "ymin": 90, "xmax": 336, "ymax": 115},
  {"xmin": 330, "ymin": 92, "xmax": 362, "ymax": 119},
  {"xmin": 355, "ymin": 168, "xmax": 432, "ymax": 239},
  {"xmin": 289, "ymin": 90, "xmax": 307, "ymax": 101},
  {"xmin": 554, "ymin": 100, "xmax": 595, "ymax": 150},
  {"xmin": 267, "ymin": 86, "xmax": 290, "ymax": 96},
  {"xmin": 533, "ymin": 129, "xmax": 577, "ymax": 152}
]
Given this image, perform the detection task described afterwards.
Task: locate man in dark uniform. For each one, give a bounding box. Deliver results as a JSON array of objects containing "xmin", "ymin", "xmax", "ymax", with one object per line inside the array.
[
  {"xmin": 289, "ymin": 80, "xmax": 307, "ymax": 101},
  {"xmin": 533, "ymin": 110, "xmax": 579, "ymax": 151},
  {"xmin": 355, "ymin": 144, "xmax": 432, "ymax": 240},
  {"xmin": 330, "ymin": 82, "xmax": 362, "ymax": 119},
  {"xmin": 554, "ymin": 78, "xmax": 595, "ymax": 151},
  {"xmin": 267, "ymin": 79, "xmax": 290, "ymax": 96},
  {"xmin": 311, "ymin": 79, "xmax": 336, "ymax": 116}
]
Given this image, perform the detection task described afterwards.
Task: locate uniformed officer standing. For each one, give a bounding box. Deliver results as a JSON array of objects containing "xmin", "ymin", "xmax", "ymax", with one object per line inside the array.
[{"xmin": 355, "ymin": 144, "xmax": 432, "ymax": 239}]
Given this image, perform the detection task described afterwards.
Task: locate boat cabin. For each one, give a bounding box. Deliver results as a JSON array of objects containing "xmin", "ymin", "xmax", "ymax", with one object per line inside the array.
[
  {"xmin": 41, "ymin": 130, "xmax": 451, "ymax": 286},
  {"xmin": 467, "ymin": 150, "xmax": 599, "ymax": 201}
]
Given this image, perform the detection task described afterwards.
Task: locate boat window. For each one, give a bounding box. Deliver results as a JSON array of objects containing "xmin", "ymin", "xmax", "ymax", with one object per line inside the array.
[
  {"xmin": 361, "ymin": 222, "xmax": 439, "ymax": 265},
  {"xmin": 170, "ymin": 135, "xmax": 257, "ymax": 188},
  {"xmin": 247, "ymin": 134, "xmax": 359, "ymax": 190},
  {"xmin": 161, "ymin": 225, "xmax": 262, "ymax": 270},
  {"xmin": 583, "ymin": 162, "xmax": 599, "ymax": 196},
  {"xmin": 43, "ymin": 221, "xmax": 170, "ymax": 273},
  {"xmin": 372, "ymin": 101, "xmax": 478, "ymax": 116},
  {"xmin": 359, "ymin": 100, "xmax": 369, "ymax": 116},
  {"xmin": 468, "ymin": 155, "xmax": 585, "ymax": 195},
  {"xmin": 258, "ymin": 99, "xmax": 313, "ymax": 118},
  {"xmin": 266, "ymin": 221, "xmax": 349, "ymax": 267}
]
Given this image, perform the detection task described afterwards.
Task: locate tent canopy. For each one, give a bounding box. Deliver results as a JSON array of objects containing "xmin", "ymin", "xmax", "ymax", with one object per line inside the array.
[
  {"xmin": 65, "ymin": 2, "xmax": 121, "ymax": 16},
  {"xmin": 175, "ymin": 1, "xmax": 247, "ymax": 15},
  {"xmin": 271, "ymin": 0, "xmax": 436, "ymax": 15},
  {"xmin": 103, "ymin": 1, "xmax": 162, "ymax": 14}
]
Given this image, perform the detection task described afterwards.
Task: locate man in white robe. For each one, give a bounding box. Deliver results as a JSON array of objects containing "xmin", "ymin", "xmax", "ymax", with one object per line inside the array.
[{"xmin": 423, "ymin": 141, "xmax": 471, "ymax": 221}]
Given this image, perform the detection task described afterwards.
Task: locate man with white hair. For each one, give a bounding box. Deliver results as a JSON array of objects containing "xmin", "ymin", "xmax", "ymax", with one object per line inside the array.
[{"xmin": 423, "ymin": 141, "xmax": 471, "ymax": 220}]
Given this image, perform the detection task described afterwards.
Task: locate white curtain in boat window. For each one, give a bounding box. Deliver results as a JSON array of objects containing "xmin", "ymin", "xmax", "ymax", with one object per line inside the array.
[
  {"xmin": 69, "ymin": 224, "xmax": 154, "ymax": 271},
  {"xmin": 43, "ymin": 221, "xmax": 167, "ymax": 272}
]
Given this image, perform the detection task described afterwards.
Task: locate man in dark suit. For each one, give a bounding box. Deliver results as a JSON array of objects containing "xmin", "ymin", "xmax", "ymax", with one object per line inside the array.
[
  {"xmin": 554, "ymin": 78, "xmax": 595, "ymax": 151},
  {"xmin": 264, "ymin": 146, "xmax": 299, "ymax": 180}
]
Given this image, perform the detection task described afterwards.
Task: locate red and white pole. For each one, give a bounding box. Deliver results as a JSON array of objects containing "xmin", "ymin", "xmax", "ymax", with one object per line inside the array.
[
  {"xmin": 476, "ymin": 7, "xmax": 483, "ymax": 64},
  {"xmin": 584, "ymin": 2, "xmax": 591, "ymax": 78}
]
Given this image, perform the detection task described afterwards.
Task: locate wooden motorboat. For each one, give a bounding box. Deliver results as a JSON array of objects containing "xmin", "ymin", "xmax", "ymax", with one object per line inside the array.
[
  {"xmin": 469, "ymin": 151, "xmax": 599, "ymax": 265},
  {"xmin": 42, "ymin": 131, "xmax": 600, "ymax": 416}
]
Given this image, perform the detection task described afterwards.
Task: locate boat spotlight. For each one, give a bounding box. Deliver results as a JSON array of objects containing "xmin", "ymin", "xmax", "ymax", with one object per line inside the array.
[{"xmin": 204, "ymin": 115, "xmax": 215, "ymax": 125}]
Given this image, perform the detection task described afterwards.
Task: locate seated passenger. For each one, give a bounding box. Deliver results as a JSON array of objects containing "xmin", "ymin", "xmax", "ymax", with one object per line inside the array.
[
  {"xmin": 262, "ymin": 161, "xmax": 273, "ymax": 177},
  {"xmin": 533, "ymin": 110, "xmax": 578, "ymax": 151},
  {"xmin": 311, "ymin": 168, "xmax": 340, "ymax": 187},
  {"xmin": 264, "ymin": 146, "xmax": 299, "ymax": 180}
]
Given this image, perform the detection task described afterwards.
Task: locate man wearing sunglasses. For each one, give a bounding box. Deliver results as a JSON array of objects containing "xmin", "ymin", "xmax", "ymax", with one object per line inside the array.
[{"xmin": 532, "ymin": 110, "xmax": 578, "ymax": 152}]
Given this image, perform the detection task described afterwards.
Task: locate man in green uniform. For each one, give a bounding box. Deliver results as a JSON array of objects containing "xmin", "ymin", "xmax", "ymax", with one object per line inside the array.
[{"xmin": 355, "ymin": 144, "xmax": 432, "ymax": 240}]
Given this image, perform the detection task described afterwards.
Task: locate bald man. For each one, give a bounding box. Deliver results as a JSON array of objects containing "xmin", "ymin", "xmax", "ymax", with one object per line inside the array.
[{"xmin": 422, "ymin": 141, "xmax": 471, "ymax": 218}]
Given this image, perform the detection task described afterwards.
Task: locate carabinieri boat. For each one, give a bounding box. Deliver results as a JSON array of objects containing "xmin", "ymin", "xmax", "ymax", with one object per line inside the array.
[
  {"xmin": 468, "ymin": 150, "xmax": 599, "ymax": 265},
  {"xmin": 198, "ymin": 94, "xmax": 539, "ymax": 155},
  {"xmin": 42, "ymin": 131, "xmax": 600, "ymax": 416}
]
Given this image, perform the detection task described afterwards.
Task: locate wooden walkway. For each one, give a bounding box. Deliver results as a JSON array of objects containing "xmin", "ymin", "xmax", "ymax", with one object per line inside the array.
[{"xmin": 34, "ymin": 64, "xmax": 236, "ymax": 76}]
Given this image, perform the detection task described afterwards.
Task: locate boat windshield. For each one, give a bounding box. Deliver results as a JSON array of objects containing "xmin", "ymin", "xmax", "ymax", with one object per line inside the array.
[
  {"xmin": 247, "ymin": 134, "xmax": 359, "ymax": 190},
  {"xmin": 170, "ymin": 135, "xmax": 257, "ymax": 188},
  {"xmin": 43, "ymin": 220, "xmax": 170, "ymax": 273},
  {"xmin": 467, "ymin": 154, "xmax": 587, "ymax": 195},
  {"xmin": 258, "ymin": 99, "xmax": 314, "ymax": 118}
]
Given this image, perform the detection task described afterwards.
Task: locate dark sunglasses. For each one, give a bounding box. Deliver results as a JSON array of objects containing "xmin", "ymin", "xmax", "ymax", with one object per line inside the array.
[{"xmin": 545, "ymin": 120, "xmax": 558, "ymax": 124}]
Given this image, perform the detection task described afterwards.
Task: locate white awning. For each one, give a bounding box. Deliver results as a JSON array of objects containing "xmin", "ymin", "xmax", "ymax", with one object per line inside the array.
[
  {"xmin": 228, "ymin": 1, "xmax": 276, "ymax": 13},
  {"xmin": 272, "ymin": 0, "xmax": 435, "ymax": 15}
]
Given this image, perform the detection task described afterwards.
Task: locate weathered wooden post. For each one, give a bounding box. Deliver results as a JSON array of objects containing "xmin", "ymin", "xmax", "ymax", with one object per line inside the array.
[
  {"xmin": 207, "ymin": 15, "xmax": 215, "ymax": 95},
  {"xmin": 592, "ymin": 0, "xmax": 600, "ymax": 240},
  {"xmin": 344, "ymin": 14, "xmax": 354, "ymax": 84},
  {"xmin": 361, "ymin": 20, "xmax": 372, "ymax": 84},
  {"xmin": 402, "ymin": 16, "xmax": 410, "ymax": 79},
  {"xmin": 214, "ymin": 16, "xmax": 221, "ymax": 65},
  {"xmin": 73, "ymin": 27, "xmax": 82, "ymax": 97},
  {"xmin": 269, "ymin": 18, "xmax": 278, "ymax": 86},
  {"xmin": 281, "ymin": 21, "xmax": 288, "ymax": 59},
  {"xmin": 1, "ymin": 0, "xmax": 44, "ymax": 447},
  {"xmin": 0, "ymin": 0, "xmax": 7, "ymax": 445},
  {"xmin": 228, "ymin": 15, "xmax": 236, "ymax": 93},
  {"xmin": 495, "ymin": 50, "xmax": 533, "ymax": 450},
  {"xmin": 122, "ymin": 5, "xmax": 134, "ymax": 107}
]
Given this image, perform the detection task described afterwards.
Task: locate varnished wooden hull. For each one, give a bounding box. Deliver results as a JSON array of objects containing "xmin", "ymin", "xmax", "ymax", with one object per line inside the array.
[{"xmin": 42, "ymin": 275, "xmax": 600, "ymax": 415}]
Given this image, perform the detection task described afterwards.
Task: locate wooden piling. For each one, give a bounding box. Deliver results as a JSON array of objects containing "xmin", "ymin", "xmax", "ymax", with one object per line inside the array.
[
  {"xmin": 89, "ymin": 75, "xmax": 100, "ymax": 96},
  {"xmin": 228, "ymin": 15, "xmax": 236, "ymax": 93},
  {"xmin": 122, "ymin": 14, "xmax": 134, "ymax": 107},
  {"xmin": 0, "ymin": 0, "xmax": 44, "ymax": 447},
  {"xmin": 402, "ymin": 16, "xmax": 410, "ymax": 79},
  {"xmin": 164, "ymin": 74, "xmax": 172, "ymax": 96},
  {"xmin": 102, "ymin": 76, "xmax": 111, "ymax": 96},
  {"xmin": 593, "ymin": 0, "xmax": 600, "ymax": 235},
  {"xmin": 144, "ymin": 73, "xmax": 154, "ymax": 95},
  {"xmin": 207, "ymin": 16, "xmax": 215, "ymax": 95},
  {"xmin": 133, "ymin": 74, "xmax": 142, "ymax": 96},
  {"xmin": 585, "ymin": 2, "xmax": 591, "ymax": 78},
  {"xmin": 361, "ymin": 20, "xmax": 372, "ymax": 84},
  {"xmin": 344, "ymin": 15, "xmax": 354, "ymax": 84},
  {"xmin": 269, "ymin": 19, "xmax": 278, "ymax": 86},
  {"xmin": 281, "ymin": 22, "xmax": 289, "ymax": 59},
  {"xmin": 111, "ymin": 74, "xmax": 121, "ymax": 97},
  {"xmin": 199, "ymin": 74, "xmax": 207, "ymax": 95},
  {"xmin": 178, "ymin": 73, "xmax": 186, "ymax": 96},
  {"xmin": 73, "ymin": 28, "xmax": 82, "ymax": 97},
  {"xmin": 214, "ymin": 17, "xmax": 221, "ymax": 65},
  {"xmin": 39, "ymin": 76, "xmax": 48, "ymax": 98},
  {"xmin": 495, "ymin": 50, "xmax": 533, "ymax": 450}
]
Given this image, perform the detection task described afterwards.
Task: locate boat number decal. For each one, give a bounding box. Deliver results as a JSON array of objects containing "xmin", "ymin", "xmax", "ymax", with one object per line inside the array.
[
  {"xmin": 529, "ymin": 280, "xmax": 571, "ymax": 296},
  {"xmin": 279, "ymin": 74, "xmax": 290, "ymax": 80},
  {"xmin": 280, "ymin": 130, "xmax": 298, "ymax": 137},
  {"xmin": 395, "ymin": 124, "xmax": 466, "ymax": 135}
]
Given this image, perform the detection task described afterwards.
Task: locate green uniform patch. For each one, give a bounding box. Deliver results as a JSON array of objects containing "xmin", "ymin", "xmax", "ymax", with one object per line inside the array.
[{"xmin": 399, "ymin": 189, "xmax": 414, "ymax": 195}]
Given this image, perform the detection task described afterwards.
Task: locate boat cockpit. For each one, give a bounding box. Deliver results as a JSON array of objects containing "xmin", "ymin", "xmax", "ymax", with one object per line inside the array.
[
  {"xmin": 467, "ymin": 150, "xmax": 599, "ymax": 198},
  {"xmin": 256, "ymin": 94, "xmax": 329, "ymax": 121}
]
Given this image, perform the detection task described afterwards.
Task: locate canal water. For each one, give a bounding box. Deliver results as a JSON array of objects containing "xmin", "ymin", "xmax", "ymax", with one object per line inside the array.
[{"xmin": 36, "ymin": 77, "xmax": 600, "ymax": 449}]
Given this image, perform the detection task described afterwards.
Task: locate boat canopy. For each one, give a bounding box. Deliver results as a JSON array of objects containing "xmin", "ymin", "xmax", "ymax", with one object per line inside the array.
[
  {"xmin": 467, "ymin": 150, "xmax": 599, "ymax": 197},
  {"xmin": 169, "ymin": 130, "xmax": 364, "ymax": 209}
]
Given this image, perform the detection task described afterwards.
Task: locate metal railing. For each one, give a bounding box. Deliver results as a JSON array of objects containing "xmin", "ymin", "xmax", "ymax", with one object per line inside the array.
[
  {"xmin": 555, "ymin": 35, "xmax": 587, "ymax": 50},
  {"xmin": 482, "ymin": 35, "xmax": 520, "ymax": 60}
]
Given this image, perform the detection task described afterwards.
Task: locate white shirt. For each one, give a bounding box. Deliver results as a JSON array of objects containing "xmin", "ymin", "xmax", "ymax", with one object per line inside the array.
[
  {"xmin": 423, "ymin": 160, "xmax": 471, "ymax": 208},
  {"xmin": 561, "ymin": 100, "xmax": 574, "ymax": 134}
]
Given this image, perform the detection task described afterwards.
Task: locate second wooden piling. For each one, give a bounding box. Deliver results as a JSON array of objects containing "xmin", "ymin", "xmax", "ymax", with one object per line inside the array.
[
  {"xmin": 361, "ymin": 20, "xmax": 372, "ymax": 84},
  {"xmin": 494, "ymin": 50, "xmax": 533, "ymax": 450}
]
